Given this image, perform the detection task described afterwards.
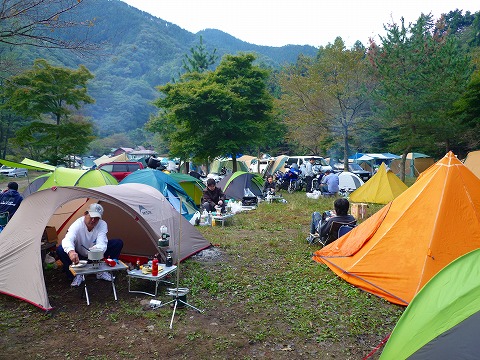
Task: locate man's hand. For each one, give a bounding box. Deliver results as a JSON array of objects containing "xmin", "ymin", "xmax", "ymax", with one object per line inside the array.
[
  {"xmin": 68, "ymin": 250, "xmax": 79, "ymax": 265},
  {"xmin": 218, "ymin": 200, "xmax": 223, "ymax": 205}
]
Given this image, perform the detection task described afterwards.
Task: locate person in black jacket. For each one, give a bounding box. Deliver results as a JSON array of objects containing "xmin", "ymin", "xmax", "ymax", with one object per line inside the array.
[
  {"xmin": 262, "ymin": 174, "xmax": 276, "ymax": 196},
  {"xmin": 202, "ymin": 178, "xmax": 226, "ymax": 213},
  {"xmin": 307, "ymin": 198, "xmax": 356, "ymax": 244},
  {"xmin": 0, "ymin": 182, "xmax": 23, "ymax": 220}
]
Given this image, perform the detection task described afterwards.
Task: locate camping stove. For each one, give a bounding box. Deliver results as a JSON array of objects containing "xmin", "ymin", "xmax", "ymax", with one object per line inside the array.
[{"xmin": 91, "ymin": 259, "xmax": 102, "ymax": 268}]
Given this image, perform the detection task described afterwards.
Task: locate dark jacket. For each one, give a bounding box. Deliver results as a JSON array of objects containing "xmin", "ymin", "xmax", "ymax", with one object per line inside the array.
[
  {"xmin": 262, "ymin": 180, "xmax": 276, "ymax": 193},
  {"xmin": 0, "ymin": 189, "xmax": 23, "ymax": 219},
  {"xmin": 202, "ymin": 186, "xmax": 226, "ymax": 207},
  {"xmin": 320, "ymin": 214, "xmax": 356, "ymax": 239}
]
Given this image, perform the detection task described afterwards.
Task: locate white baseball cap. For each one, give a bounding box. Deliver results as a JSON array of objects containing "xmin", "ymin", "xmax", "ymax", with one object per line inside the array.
[{"xmin": 88, "ymin": 203, "xmax": 104, "ymax": 218}]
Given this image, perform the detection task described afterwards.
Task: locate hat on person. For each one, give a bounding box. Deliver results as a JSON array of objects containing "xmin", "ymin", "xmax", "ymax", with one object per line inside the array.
[
  {"xmin": 207, "ymin": 178, "xmax": 216, "ymax": 186},
  {"xmin": 88, "ymin": 203, "xmax": 104, "ymax": 218},
  {"xmin": 325, "ymin": 169, "xmax": 332, "ymax": 174}
]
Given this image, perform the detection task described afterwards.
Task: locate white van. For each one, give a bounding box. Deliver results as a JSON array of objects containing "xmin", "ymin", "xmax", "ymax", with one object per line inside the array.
[{"xmin": 285, "ymin": 156, "xmax": 332, "ymax": 173}]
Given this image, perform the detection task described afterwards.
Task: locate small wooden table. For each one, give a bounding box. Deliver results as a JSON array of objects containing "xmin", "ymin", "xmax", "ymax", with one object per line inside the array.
[
  {"xmin": 127, "ymin": 264, "xmax": 177, "ymax": 297},
  {"xmin": 69, "ymin": 261, "xmax": 128, "ymax": 305}
]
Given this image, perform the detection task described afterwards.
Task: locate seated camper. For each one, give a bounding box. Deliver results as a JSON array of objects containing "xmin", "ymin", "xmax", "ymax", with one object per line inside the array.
[{"xmin": 306, "ymin": 198, "xmax": 356, "ymax": 245}]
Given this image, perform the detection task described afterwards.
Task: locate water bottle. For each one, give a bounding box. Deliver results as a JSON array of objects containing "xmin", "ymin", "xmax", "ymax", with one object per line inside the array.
[{"xmin": 201, "ymin": 209, "xmax": 208, "ymax": 225}]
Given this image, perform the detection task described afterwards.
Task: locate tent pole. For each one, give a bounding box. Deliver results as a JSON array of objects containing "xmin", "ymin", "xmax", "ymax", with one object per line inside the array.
[{"xmin": 160, "ymin": 196, "xmax": 203, "ymax": 329}]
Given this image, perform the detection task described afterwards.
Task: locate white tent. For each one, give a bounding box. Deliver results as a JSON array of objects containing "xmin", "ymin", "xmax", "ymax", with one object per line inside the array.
[
  {"xmin": 0, "ymin": 184, "xmax": 210, "ymax": 310},
  {"xmin": 338, "ymin": 171, "xmax": 364, "ymax": 191}
]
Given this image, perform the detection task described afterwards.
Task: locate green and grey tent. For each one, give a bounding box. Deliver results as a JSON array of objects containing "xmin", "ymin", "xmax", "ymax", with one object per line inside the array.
[
  {"xmin": 217, "ymin": 171, "xmax": 264, "ymax": 200},
  {"xmin": 381, "ymin": 248, "xmax": 480, "ymax": 359},
  {"xmin": 168, "ymin": 173, "xmax": 205, "ymax": 206}
]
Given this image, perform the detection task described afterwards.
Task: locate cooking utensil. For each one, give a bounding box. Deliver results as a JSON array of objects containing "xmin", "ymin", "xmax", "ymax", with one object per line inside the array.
[{"xmin": 81, "ymin": 245, "xmax": 104, "ymax": 261}]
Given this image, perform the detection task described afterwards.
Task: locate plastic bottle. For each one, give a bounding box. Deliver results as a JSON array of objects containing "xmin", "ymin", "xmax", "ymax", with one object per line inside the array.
[
  {"xmin": 201, "ymin": 209, "xmax": 208, "ymax": 225},
  {"xmin": 151, "ymin": 258, "xmax": 158, "ymax": 276}
]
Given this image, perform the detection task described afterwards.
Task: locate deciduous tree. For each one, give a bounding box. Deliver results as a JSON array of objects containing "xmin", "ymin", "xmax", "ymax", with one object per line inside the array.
[
  {"xmin": 0, "ymin": 0, "xmax": 96, "ymax": 53},
  {"xmin": 148, "ymin": 53, "xmax": 277, "ymax": 172},
  {"xmin": 1, "ymin": 58, "xmax": 95, "ymax": 164},
  {"xmin": 278, "ymin": 37, "xmax": 374, "ymax": 167}
]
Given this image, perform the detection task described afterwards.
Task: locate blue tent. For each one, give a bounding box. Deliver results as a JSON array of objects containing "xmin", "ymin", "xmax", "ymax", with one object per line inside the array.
[{"xmin": 120, "ymin": 168, "xmax": 198, "ymax": 220}]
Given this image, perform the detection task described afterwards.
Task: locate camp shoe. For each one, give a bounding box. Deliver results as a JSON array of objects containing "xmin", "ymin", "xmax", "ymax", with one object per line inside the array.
[
  {"xmin": 96, "ymin": 272, "xmax": 113, "ymax": 282},
  {"xmin": 71, "ymin": 275, "xmax": 84, "ymax": 287}
]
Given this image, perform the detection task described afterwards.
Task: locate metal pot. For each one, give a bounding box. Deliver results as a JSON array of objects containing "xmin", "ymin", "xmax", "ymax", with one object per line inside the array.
[{"xmin": 87, "ymin": 248, "xmax": 104, "ymax": 261}]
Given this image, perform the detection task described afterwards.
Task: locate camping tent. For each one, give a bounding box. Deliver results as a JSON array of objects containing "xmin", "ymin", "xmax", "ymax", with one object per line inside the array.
[
  {"xmin": 0, "ymin": 184, "xmax": 210, "ymax": 311},
  {"xmin": 217, "ymin": 171, "xmax": 264, "ymax": 200},
  {"xmin": 463, "ymin": 150, "xmax": 480, "ymax": 180},
  {"xmin": 263, "ymin": 155, "xmax": 288, "ymax": 176},
  {"xmin": 22, "ymin": 168, "xmax": 118, "ymax": 197},
  {"xmin": 93, "ymin": 152, "xmax": 129, "ymax": 166},
  {"xmin": 168, "ymin": 173, "xmax": 205, "ymax": 206},
  {"xmin": 338, "ymin": 171, "xmax": 364, "ymax": 192},
  {"xmin": 348, "ymin": 163, "xmax": 408, "ymax": 204},
  {"xmin": 389, "ymin": 152, "xmax": 435, "ymax": 177},
  {"xmin": 381, "ymin": 248, "xmax": 480, "ymax": 359},
  {"xmin": 209, "ymin": 158, "xmax": 249, "ymax": 174},
  {"xmin": 313, "ymin": 151, "xmax": 480, "ymax": 306},
  {"xmin": 120, "ymin": 168, "xmax": 198, "ymax": 221}
]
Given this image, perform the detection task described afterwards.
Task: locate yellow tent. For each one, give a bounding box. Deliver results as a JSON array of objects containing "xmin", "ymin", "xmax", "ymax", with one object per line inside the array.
[
  {"xmin": 313, "ymin": 152, "xmax": 480, "ymax": 306},
  {"xmin": 348, "ymin": 162, "xmax": 408, "ymax": 204},
  {"xmin": 464, "ymin": 150, "xmax": 480, "ymax": 180}
]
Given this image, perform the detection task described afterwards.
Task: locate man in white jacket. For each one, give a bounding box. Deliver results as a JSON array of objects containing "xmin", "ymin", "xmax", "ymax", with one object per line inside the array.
[{"xmin": 56, "ymin": 203, "xmax": 123, "ymax": 286}]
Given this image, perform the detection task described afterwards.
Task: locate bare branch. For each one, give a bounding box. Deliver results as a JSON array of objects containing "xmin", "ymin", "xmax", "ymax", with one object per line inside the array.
[{"xmin": 0, "ymin": 0, "xmax": 100, "ymax": 53}]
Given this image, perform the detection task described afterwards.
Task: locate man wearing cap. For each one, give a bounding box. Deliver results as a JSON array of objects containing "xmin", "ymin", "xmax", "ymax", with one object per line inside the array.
[
  {"xmin": 320, "ymin": 169, "xmax": 339, "ymax": 195},
  {"xmin": 56, "ymin": 203, "xmax": 124, "ymax": 287},
  {"xmin": 201, "ymin": 178, "xmax": 226, "ymax": 213}
]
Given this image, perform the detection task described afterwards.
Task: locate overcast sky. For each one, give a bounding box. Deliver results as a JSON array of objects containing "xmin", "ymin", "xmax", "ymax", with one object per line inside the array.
[{"xmin": 121, "ymin": 1, "xmax": 478, "ymax": 47}]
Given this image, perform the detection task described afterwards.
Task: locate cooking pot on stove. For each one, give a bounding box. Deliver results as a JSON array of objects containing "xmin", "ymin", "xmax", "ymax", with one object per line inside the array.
[{"xmin": 87, "ymin": 248, "xmax": 104, "ymax": 261}]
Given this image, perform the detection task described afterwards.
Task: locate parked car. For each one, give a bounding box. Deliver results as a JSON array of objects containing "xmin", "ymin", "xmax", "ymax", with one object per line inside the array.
[
  {"xmin": 333, "ymin": 162, "xmax": 371, "ymax": 182},
  {"xmin": 97, "ymin": 161, "xmax": 144, "ymax": 181},
  {"xmin": 0, "ymin": 166, "xmax": 28, "ymax": 177},
  {"xmin": 285, "ymin": 156, "xmax": 332, "ymax": 173}
]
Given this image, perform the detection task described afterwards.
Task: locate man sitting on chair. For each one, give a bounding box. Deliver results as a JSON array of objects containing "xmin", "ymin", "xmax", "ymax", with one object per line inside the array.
[{"xmin": 307, "ymin": 198, "xmax": 356, "ymax": 245}]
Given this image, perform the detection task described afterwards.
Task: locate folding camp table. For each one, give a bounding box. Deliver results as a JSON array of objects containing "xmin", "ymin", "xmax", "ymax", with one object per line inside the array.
[
  {"xmin": 69, "ymin": 260, "xmax": 128, "ymax": 305},
  {"xmin": 127, "ymin": 264, "xmax": 177, "ymax": 297},
  {"xmin": 211, "ymin": 213, "xmax": 234, "ymax": 227}
]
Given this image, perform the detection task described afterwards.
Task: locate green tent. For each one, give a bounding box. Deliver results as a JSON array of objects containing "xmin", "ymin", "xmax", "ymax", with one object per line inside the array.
[
  {"xmin": 381, "ymin": 248, "xmax": 480, "ymax": 359},
  {"xmin": 217, "ymin": 171, "xmax": 264, "ymax": 200},
  {"xmin": 169, "ymin": 173, "xmax": 205, "ymax": 206},
  {"xmin": 209, "ymin": 158, "xmax": 249, "ymax": 174},
  {"xmin": 37, "ymin": 168, "xmax": 118, "ymax": 191}
]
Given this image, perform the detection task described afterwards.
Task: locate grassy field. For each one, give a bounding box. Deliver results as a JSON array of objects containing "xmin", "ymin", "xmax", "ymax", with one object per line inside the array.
[{"xmin": 0, "ymin": 188, "xmax": 404, "ymax": 359}]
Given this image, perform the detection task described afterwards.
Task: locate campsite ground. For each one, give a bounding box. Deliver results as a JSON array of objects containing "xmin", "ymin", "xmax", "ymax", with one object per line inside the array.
[{"xmin": 0, "ymin": 179, "xmax": 404, "ymax": 360}]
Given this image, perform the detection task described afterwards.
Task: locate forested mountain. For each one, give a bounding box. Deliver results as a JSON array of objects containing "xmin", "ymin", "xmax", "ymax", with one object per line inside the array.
[{"xmin": 7, "ymin": 0, "xmax": 318, "ymax": 138}]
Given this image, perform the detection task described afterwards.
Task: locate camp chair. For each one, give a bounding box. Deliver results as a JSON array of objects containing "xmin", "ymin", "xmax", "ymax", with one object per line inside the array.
[
  {"xmin": 0, "ymin": 211, "xmax": 9, "ymax": 230},
  {"xmin": 318, "ymin": 220, "xmax": 356, "ymax": 247}
]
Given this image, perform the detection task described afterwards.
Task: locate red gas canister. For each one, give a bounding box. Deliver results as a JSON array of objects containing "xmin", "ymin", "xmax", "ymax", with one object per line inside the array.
[{"xmin": 151, "ymin": 258, "xmax": 159, "ymax": 276}]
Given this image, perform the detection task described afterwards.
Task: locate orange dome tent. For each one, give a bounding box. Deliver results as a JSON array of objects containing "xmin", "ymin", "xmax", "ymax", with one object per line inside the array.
[{"xmin": 313, "ymin": 151, "xmax": 480, "ymax": 306}]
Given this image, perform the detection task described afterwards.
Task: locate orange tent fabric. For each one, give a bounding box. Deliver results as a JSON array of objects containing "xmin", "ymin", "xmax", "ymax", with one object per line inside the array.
[{"xmin": 313, "ymin": 151, "xmax": 480, "ymax": 306}]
